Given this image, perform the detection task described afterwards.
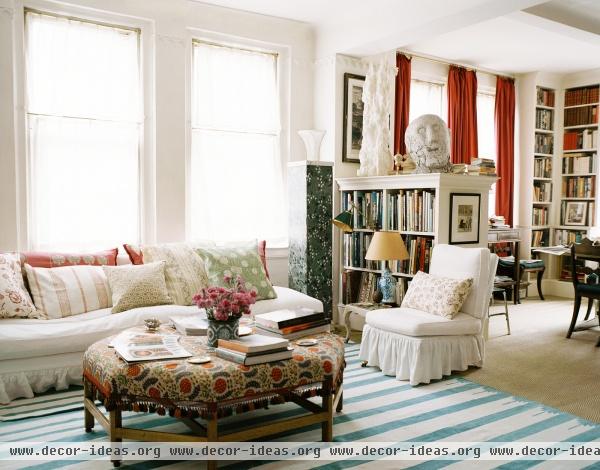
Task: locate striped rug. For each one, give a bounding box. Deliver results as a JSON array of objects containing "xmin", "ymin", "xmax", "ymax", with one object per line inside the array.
[{"xmin": 1, "ymin": 343, "xmax": 599, "ymax": 469}]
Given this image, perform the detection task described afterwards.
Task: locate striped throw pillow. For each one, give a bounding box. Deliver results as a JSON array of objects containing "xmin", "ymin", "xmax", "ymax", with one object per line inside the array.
[{"xmin": 24, "ymin": 264, "xmax": 112, "ymax": 319}]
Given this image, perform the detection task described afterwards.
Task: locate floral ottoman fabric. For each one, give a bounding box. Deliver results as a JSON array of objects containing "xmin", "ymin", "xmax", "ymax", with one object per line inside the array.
[{"xmin": 83, "ymin": 330, "xmax": 345, "ymax": 418}]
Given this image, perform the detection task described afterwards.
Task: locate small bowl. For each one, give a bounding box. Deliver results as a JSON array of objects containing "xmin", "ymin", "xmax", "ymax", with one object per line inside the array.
[{"xmin": 144, "ymin": 318, "xmax": 161, "ymax": 332}]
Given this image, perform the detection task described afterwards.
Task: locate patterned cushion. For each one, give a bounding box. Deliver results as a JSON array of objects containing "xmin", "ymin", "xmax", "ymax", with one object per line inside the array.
[
  {"xmin": 195, "ymin": 244, "xmax": 277, "ymax": 300},
  {"xmin": 21, "ymin": 248, "xmax": 118, "ymax": 268},
  {"xmin": 140, "ymin": 243, "xmax": 209, "ymax": 305},
  {"xmin": 0, "ymin": 254, "xmax": 39, "ymax": 319},
  {"xmin": 103, "ymin": 261, "xmax": 173, "ymax": 313},
  {"xmin": 401, "ymin": 271, "xmax": 473, "ymax": 319},
  {"xmin": 24, "ymin": 264, "xmax": 111, "ymax": 319}
]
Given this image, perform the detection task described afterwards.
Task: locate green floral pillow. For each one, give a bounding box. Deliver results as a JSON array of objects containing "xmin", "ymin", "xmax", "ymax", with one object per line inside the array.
[{"xmin": 195, "ymin": 245, "xmax": 277, "ymax": 300}]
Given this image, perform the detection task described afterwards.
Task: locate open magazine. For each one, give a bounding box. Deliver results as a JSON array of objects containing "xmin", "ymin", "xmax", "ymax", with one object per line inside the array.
[{"xmin": 111, "ymin": 331, "xmax": 192, "ymax": 362}]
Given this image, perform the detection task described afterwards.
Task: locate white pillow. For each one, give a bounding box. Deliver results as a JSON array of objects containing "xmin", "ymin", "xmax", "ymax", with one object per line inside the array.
[
  {"xmin": 0, "ymin": 254, "xmax": 39, "ymax": 319},
  {"xmin": 25, "ymin": 264, "xmax": 111, "ymax": 319},
  {"xmin": 401, "ymin": 271, "xmax": 473, "ymax": 319}
]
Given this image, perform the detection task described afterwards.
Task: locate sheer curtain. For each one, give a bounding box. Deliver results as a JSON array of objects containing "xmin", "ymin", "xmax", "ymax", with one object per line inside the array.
[
  {"xmin": 26, "ymin": 11, "xmax": 141, "ymax": 250},
  {"xmin": 477, "ymin": 91, "xmax": 498, "ymax": 216},
  {"xmin": 409, "ymin": 79, "xmax": 445, "ymax": 123},
  {"xmin": 190, "ymin": 42, "xmax": 286, "ymax": 245}
]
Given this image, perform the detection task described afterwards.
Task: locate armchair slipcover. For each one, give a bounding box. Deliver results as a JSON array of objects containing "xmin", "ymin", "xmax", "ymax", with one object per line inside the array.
[{"xmin": 359, "ymin": 244, "xmax": 498, "ymax": 385}]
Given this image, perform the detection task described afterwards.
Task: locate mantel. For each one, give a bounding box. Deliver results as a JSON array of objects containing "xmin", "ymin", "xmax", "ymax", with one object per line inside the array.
[{"xmin": 336, "ymin": 173, "xmax": 497, "ymax": 192}]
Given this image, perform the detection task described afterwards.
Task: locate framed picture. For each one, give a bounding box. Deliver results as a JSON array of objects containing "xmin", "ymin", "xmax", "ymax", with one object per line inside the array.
[
  {"xmin": 564, "ymin": 201, "xmax": 587, "ymax": 226},
  {"xmin": 342, "ymin": 73, "xmax": 365, "ymax": 163},
  {"xmin": 449, "ymin": 193, "xmax": 481, "ymax": 244}
]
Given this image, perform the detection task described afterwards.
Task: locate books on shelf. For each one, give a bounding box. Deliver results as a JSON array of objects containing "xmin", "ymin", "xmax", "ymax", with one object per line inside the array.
[
  {"xmin": 388, "ymin": 189, "xmax": 435, "ymax": 232},
  {"xmin": 564, "ymin": 129, "xmax": 598, "ymax": 150},
  {"xmin": 533, "ymin": 181, "xmax": 552, "ymax": 202},
  {"xmin": 111, "ymin": 331, "xmax": 192, "ymax": 363},
  {"xmin": 555, "ymin": 229, "xmax": 588, "ymax": 246},
  {"xmin": 536, "ymin": 108, "xmax": 554, "ymax": 130},
  {"xmin": 389, "ymin": 235, "xmax": 433, "ymax": 275},
  {"xmin": 564, "ymin": 106, "xmax": 598, "ymax": 127},
  {"xmin": 341, "ymin": 269, "xmax": 362, "ymax": 304},
  {"xmin": 532, "ymin": 206, "xmax": 548, "ymax": 226},
  {"xmin": 343, "ymin": 232, "xmax": 379, "ymax": 269},
  {"xmin": 562, "ymin": 153, "xmax": 595, "ymax": 174},
  {"xmin": 537, "ymin": 87, "xmax": 555, "ymax": 107},
  {"xmin": 531, "ymin": 229, "xmax": 549, "ymax": 248},
  {"xmin": 535, "ymin": 134, "xmax": 554, "ymax": 154},
  {"xmin": 562, "ymin": 176, "xmax": 595, "ymax": 199},
  {"xmin": 170, "ymin": 315, "xmax": 208, "ymax": 336},
  {"xmin": 357, "ymin": 272, "xmax": 377, "ymax": 303},
  {"xmin": 565, "ymin": 86, "xmax": 599, "ymax": 107},
  {"xmin": 355, "ymin": 191, "xmax": 383, "ymax": 229},
  {"xmin": 467, "ymin": 157, "xmax": 496, "ymax": 176},
  {"xmin": 534, "ymin": 157, "xmax": 552, "ymax": 178}
]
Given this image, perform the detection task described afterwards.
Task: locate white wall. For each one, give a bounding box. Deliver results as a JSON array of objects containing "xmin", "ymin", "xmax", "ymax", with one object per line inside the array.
[{"xmin": 0, "ymin": 0, "xmax": 315, "ymax": 287}]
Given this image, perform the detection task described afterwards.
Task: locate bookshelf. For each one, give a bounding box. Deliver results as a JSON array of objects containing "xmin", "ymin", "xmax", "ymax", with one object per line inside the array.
[
  {"xmin": 335, "ymin": 174, "xmax": 495, "ymax": 308},
  {"xmin": 531, "ymin": 86, "xmax": 556, "ymax": 252},
  {"xmin": 557, "ymin": 84, "xmax": 599, "ymax": 248}
]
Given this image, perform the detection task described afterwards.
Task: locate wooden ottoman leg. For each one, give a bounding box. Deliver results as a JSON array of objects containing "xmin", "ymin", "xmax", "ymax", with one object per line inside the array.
[
  {"xmin": 84, "ymin": 379, "xmax": 94, "ymax": 433},
  {"xmin": 322, "ymin": 391, "xmax": 333, "ymax": 442},
  {"xmin": 537, "ymin": 268, "xmax": 545, "ymax": 300},
  {"xmin": 207, "ymin": 412, "xmax": 218, "ymax": 470},
  {"xmin": 109, "ymin": 409, "xmax": 122, "ymax": 467}
]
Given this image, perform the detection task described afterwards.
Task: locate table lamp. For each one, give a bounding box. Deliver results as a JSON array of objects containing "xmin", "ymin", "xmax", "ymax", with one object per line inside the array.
[
  {"xmin": 365, "ymin": 231, "xmax": 409, "ymax": 303},
  {"xmin": 332, "ymin": 204, "xmax": 355, "ymax": 232}
]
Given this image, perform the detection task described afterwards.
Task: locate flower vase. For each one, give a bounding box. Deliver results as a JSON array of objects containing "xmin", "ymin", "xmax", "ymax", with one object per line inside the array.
[{"xmin": 207, "ymin": 318, "xmax": 239, "ymax": 348}]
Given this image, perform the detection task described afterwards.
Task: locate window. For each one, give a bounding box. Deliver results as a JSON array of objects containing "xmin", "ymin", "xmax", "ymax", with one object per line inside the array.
[
  {"xmin": 190, "ymin": 41, "xmax": 286, "ymax": 245},
  {"xmin": 409, "ymin": 79, "xmax": 445, "ymax": 123},
  {"xmin": 477, "ymin": 91, "xmax": 497, "ymax": 216},
  {"xmin": 25, "ymin": 11, "xmax": 141, "ymax": 250}
]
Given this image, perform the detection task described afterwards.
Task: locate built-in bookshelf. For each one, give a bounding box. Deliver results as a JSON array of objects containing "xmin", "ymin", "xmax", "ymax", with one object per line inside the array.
[
  {"xmin": 335, "ymin": 174, "xmax": 495, "ymax": 308},
  {"xmin": 557, "ymin": 84, "xmax": 599, "ymax": 247},
  {"xmin": 532, "ymin": 86, "xmax": 556, "ymax": 250}
]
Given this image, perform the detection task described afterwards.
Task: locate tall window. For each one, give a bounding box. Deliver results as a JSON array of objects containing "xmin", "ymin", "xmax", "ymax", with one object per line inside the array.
[
  {"xmin": 477, "ymin": 91, "xmax": 497, "ymax": 216},
  {"xmin": 409, "ymin": 79, "xmax": 445, "ymax": 123},
  {"xmin": 190, "ymin": 41, "xmax": 286, "ymax": 245},
  {"xmin": 26, "ymin": 11, "xmax": 141, "ymax": 250}
]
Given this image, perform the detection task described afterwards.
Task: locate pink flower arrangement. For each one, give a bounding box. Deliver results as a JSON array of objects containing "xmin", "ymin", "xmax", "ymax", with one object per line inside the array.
[{"xmin": 193, "ymin": 275, "xmax": 257, "ymax": 322}]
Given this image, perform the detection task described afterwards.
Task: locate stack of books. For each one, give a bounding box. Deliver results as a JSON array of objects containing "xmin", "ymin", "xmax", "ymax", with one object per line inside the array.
[
  {"xmin": 468, "ymin": 158, "xmax": 496, "ymax": 176},
  {"xmin": 170, "ymin": 315, "xmax": 208, "ymax": 336},
  {"xmin": 254, "ymin": 308, "xmax": 330, "ymax": 340},
  {"xmin": 216, "ymin": 334, "xmax": 291, "ymax": 365},
  {"xmin": 489, "ymin": 215, "xmax": 509, "ymax": 230}
]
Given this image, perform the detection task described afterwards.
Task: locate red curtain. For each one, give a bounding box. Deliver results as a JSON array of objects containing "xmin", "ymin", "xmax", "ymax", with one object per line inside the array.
[
  {"xmin": 494, "ymin": 76, "xmax": 515, "ymax": 226},
  {"xmin": 447, "ymin": 66, "xmax": 478, "ymax": 164},
  {"xmin": 394, "ymin": 53, "xmax": 411, "ymax": 155}
]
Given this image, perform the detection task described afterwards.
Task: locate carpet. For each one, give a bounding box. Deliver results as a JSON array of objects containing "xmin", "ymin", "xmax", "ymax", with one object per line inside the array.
[
  {"xmin": 1, "ymin": 344, "xmax": 600, "ymax": 469},
  {"xmin": 0, "ymin": 387, "xmax": 83, "ymax": 422}
]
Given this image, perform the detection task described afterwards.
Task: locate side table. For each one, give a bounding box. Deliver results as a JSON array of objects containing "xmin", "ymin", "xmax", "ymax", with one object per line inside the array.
[{"xmin": 341, "ymin": 302, "xmax": 392, "ymax": 343}]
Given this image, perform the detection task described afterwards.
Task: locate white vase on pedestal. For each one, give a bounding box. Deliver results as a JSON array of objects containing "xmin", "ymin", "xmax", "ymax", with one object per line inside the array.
[{"xmin": 298, "ymin": 130, "xmax": 326, "ymax": 161}]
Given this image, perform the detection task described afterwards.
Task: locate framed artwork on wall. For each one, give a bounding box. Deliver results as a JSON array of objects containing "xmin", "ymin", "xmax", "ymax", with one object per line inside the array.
[
  {"xmin": 449, "ymin": 193, "xmax": 481, "ymax": 244},
  {"xmin": 342, "ymin": 73, "xmax": 365, "ymax": 163},
  {"xmin": 564, "ymin": 201, "xmax": 587, "ymax": 226}
]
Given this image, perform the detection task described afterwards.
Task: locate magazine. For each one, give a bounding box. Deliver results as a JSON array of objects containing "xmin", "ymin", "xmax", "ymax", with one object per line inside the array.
[{"xmin": 112, "ymin": 331, "xmax": 192, "ymax": 362}]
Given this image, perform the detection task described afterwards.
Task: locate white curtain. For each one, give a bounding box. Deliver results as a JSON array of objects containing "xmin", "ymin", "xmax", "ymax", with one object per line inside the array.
[
  {"xmin": 26, "ymin": 12, "xmax": 141, "ymax": 250},
  {"xmin": 190, "ymin": 42, "xmax": 286, "ymax": 245},
  {"xmin": 409, "ymin": 79, "xmax": 445, "ymax": 124},
  {"xmin": 477, "ymin": 92, "xmax": 497, "ymax": 216}
]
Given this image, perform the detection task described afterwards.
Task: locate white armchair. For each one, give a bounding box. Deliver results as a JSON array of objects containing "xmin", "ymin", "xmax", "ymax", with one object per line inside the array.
[{"xmin": 358, "ymin": 244, "xmax": 498, "ymax": 385}]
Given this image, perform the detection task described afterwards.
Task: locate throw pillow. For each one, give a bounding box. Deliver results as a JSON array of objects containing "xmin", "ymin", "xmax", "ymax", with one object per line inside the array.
[
  {"xmin": 21, "ymin": 248, "xmax": 118, "ymax": 268},
  {"xmin": 24, "ymin": 264, "xmax": 111, "ymax": 319},
  {"xmin": 103, "ymin": 261, "xmax": 173, "ymax": 313},
  {"xmin": 195, "ymin": 245, "xmax": 277, "ymax": 300},
  {"xmin": 140, "ymin": 243, "xmax": 209, "ymax": 305},
  {"xmin": 401, "ymin": 271, "xmax": 473, "ymax": 319},
  {"xmin": 0, "ymin": 254, "xmax": 39, "ymax": 319}
]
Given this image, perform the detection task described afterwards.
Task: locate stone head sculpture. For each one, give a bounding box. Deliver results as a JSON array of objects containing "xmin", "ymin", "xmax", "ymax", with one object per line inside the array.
[{"xmin": 404, "ymin": 114, "xmax": 452, "ymax": 174}]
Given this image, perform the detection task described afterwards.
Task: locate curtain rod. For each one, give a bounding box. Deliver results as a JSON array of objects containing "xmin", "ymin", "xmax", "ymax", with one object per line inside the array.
[{"xmin": 397, "ymin": 50, "xmax": 514, "ymax": 80}]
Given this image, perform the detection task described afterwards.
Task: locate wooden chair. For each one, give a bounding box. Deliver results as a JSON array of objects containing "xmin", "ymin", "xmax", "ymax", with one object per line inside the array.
[{"xmin": 566, "ymin": 238, "xmax": 600, "ymax": 347}]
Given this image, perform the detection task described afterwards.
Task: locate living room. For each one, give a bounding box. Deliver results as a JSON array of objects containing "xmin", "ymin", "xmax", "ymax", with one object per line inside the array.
[{"xmin": 1, "ymin": 0, "xmax": 600, "ymax": 468}]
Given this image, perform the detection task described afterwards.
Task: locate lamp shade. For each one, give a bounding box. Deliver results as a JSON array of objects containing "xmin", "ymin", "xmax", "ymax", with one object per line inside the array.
[
  {"xmin": 365, "ymin": 231, "xmax": 409, "ymax": 261},
  {"xmin": 332, "ymin": 210, "xmax": 354, "ymax": 232}
]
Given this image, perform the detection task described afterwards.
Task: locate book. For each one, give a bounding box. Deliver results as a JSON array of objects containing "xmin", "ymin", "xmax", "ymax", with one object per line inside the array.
[
  {"xmin": 111, "ymin": 331, "xmax": 192, "ymax": 362},
  {"xmin": 170, "ymin": 315, "xmax": 208, "ymax": 336},
  {"xmin": 256, "ymin": 319, "xmax": 330, "ymax": 335},
  {"xmin": 254, "ymin": 308, "xmax": 324, "ymax": 330},
  {"xmin": 254, "ymin": 323, "xmax": 331, "ymax": 340},
  {"xmin": 215, "ymin": 347, "xmax": 293, "ymax": 365},
  {"xmin": 217, "ymin": 334, "xmax": 289, "ymax": 354}
]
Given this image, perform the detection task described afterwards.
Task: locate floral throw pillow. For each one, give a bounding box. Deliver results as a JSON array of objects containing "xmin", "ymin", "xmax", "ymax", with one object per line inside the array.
[
  {"xmin": 195, "ymin": 245, "xmax": 277, "ymax": 301},
  {"xmin": 103, "ymin": 261, "xmax": 173, "ymax": 313},
  {"xmin": 0, "ymin": 253, "xmax": 39, "ymax": 319},
  {"xmin": 401, "ymin": 271, "xmax": 473, "ymax": 319}
]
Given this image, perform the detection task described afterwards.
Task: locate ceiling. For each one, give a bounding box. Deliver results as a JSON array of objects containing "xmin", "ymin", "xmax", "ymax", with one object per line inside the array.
[{"xmin": 192, "ymin": 0, "xmax": 600, "ymax": 74}]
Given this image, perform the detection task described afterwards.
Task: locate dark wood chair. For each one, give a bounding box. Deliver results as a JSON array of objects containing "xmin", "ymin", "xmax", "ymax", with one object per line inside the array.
[{"xmin": 566, "ymin": 238, "xmax": 600, "ymax": 347}]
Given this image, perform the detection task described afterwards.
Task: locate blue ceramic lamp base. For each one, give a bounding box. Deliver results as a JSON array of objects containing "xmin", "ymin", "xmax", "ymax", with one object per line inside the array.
[{"xmin": 378, "ymin": 266, "xmax": 396, "ymax": 304}]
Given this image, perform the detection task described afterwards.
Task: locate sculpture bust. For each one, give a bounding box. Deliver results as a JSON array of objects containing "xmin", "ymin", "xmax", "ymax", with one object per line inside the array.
[{"xmin": 404, "ymin": 114, "xmax": 452, "ymax": 174}]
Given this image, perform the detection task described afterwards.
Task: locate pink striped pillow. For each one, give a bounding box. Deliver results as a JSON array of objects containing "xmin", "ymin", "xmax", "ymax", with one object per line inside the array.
[{"xmin": 24, "ymin": 264, "xmax": 111, "ymax": 319}]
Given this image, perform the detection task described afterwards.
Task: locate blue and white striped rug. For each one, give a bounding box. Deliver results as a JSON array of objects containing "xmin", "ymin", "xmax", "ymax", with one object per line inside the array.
[{"xmin": 1, "ymin": 343, "xmax": 599, "ymax": 469}]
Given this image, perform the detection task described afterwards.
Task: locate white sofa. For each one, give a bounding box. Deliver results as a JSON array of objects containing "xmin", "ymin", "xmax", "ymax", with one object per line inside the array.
[{"xmin": 0, "ymin": 286, "xmax": 322, "ymax": 404}]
